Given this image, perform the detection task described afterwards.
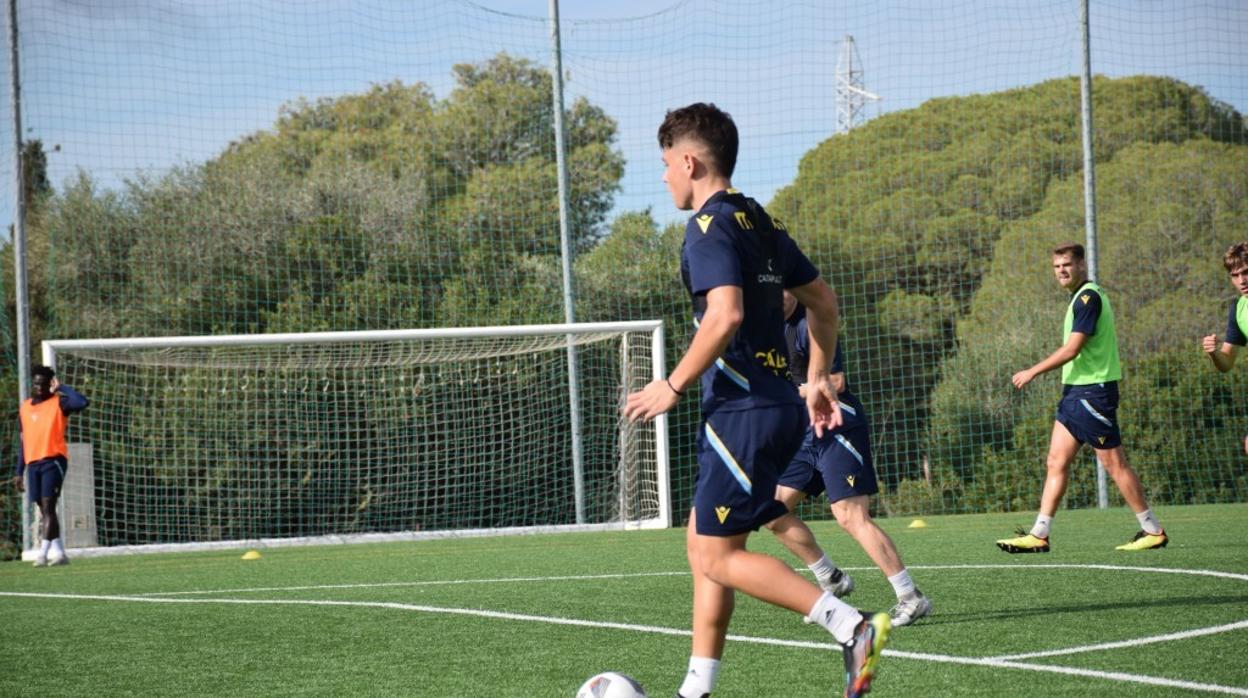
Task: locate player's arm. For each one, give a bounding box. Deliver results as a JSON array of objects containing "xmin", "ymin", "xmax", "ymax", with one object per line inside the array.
[
  {"xmin": 11, "ymin": 416, "xmax": 24, "ymax": 491},
  {"xmin": 1204, "ymin": 302, "xmax": 1244, "ymax": 372},
  {"xmin": 789, "ymin": 278, "xmax": 843, "ymax": 436},
  {"xmin": 55, "ymin": 381, "xmax": 89, "ymax": 414},
  {"xmin": 1012, "ymin": 332, "xmax": 1088, "ymax": 388},
  {"xmin": 624, "ymin": 285, "xmax": 742, "ymax": 422},
  {"xmin": 1201, "ymin": 335, "xmax": 1238, "ymax": 372}
]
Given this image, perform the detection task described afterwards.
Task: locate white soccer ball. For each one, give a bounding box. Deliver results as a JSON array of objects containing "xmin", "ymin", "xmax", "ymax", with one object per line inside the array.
[{"xmin": 575, "ymin": 671, "xmax": 647, "ymax": 698}]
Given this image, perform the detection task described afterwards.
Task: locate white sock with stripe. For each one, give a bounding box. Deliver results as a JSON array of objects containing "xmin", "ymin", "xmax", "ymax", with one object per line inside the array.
[
  {"xmin": 677, "ymin": 656, "xmax": 719, "ymax": 698},
  {"xmin": 1030, "ymin": 514, "xmax": 1053, "ymax": 539},
  {"xmin": 807, "ymin": 591, "xmax": 863, "ymax": 644},
  {"xmin": 1135, "ymin": 509, "xmax": 1163, "ymax": 535}
]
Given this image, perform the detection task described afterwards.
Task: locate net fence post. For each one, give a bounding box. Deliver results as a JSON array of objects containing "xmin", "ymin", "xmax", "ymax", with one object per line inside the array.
[
  {"xmin": 1079, "ymin": 0, "xmax": 1109, "ymax": 510},
  {"xmin": 547, "ymin": 0, "xmax": 586, "ymax": 524},
  {"xmin": 9, "ymin": 0, "xmax": 32, "ymax": 554}
]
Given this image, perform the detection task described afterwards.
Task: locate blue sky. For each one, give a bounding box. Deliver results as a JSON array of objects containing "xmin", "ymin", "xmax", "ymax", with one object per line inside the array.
[{"xmin": 2, "ymin": 0, "xmax": 1245, "ymax": 234}]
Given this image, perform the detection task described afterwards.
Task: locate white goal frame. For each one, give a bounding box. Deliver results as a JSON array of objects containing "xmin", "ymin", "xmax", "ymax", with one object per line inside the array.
[{"xmin": 26, "ymin": 321, "xmax": 672, "ymax": 559}]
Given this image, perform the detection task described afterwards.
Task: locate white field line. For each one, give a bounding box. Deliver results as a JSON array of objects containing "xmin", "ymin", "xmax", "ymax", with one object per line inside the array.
[
  {"xmin": 987, "ymin": 619, "xmax": 1248, "ymax": 660},
  {"xmin": 2, "ymin": 590, "xmax": 1246, "ymax": 696},
  {"xmin": 131, "ymin": 571, "xmax": 690, "ymax": 597}
]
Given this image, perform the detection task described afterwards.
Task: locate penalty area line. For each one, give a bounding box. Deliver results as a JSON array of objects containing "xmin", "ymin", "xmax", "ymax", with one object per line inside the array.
[{"xmin": 2, "ymin": 591, "xmax": 1246, "ymax": 696}]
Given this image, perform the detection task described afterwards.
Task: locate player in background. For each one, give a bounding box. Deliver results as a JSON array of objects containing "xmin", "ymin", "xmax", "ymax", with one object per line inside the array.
[
  {"xmin": 13, "ymin": 365, "xmax": 89, "ymax": 566},
  {"xmin": 1200, "ymin": 241, "xmax": 1248, "ymax": 455},
  {"xmin": 624, "ymin": 103, "xmax": 889, "ymax": 698},
  {"xmin": 996, "ymin": 243, "xmax": 1168, "ymax": 554},
  {"xmin": 765, "ymin": 291, "xmax": 932, "ymax": 626}
]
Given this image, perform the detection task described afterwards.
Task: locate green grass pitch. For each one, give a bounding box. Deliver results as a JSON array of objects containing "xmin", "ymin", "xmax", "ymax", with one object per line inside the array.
[{"xmin": 2, "ymin": 504, "xmax": 1247, "ymax": 697}]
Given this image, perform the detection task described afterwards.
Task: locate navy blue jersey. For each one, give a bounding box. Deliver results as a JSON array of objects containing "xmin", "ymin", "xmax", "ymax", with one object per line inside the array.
[
  {"xmin": 1070, "ymin": 286, "xmax": 1102, "ymax": 335},
  {"xmin": 1226, "ymin": 298, "xmax": 1247, "ymax": 347},
  {"xmin": 790, "ymin": 316, "xmax": 848, "ymax": 390},
  {"xmin": 681, "ymin": 189, "xmax": 818, "ymax": 413}
]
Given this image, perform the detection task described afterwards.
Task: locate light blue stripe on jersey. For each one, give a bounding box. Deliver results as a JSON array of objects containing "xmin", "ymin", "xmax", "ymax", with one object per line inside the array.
[
  {"xmin": 705, "ymin": 423, "xmax": 752, "ymax": 494},
  {"xmin": 834, "ymin": 434, "xmax": 865, "ymax": 465},
  {"xmin": 691, "ymin": 315, "xmax": 751, "ymax": 391},
  {"xmin": 1080, "ymin": 399, "xmax": 1113, "ymax": 426},
  {"xmin": 838, "ymin": 401, "xmax": 856, "ymax": 416},
  {"xmin": 715, "ymin": 358, "xmax": 750, "ymax": 390}
]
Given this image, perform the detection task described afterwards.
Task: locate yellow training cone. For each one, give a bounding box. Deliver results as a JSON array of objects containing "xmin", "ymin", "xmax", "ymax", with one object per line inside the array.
[
  {"xmin": 908, "ymin": 519, "xmax": 928, "ymax": 528},
  {"xmin": 241, "ymin": 550, "xmax": 262, "ymax": 560}
]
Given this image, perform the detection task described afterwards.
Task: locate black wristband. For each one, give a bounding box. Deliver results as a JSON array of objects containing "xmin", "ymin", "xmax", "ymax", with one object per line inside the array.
[{"xmin": 665, "ymin": 378, "xmax": 685, "ymax": 397}]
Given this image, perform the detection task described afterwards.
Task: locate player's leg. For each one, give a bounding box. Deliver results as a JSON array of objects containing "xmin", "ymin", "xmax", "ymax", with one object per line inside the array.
[
  {"xmin": 1098, "ymin": 446, "xmax": 1168, "ymax": 550},
  {"xmin": 767, "ymin": 443, "xmax": 852, "ymax": 596},
  {"xmin": 829, "ymin": 495, "xmax": 930, "ymax": 626},
  {"xmin": 997, "ymin": 420, "xmax": 1080, "ymax": 553},
  {"xmin": 680, "ymin": 509, "xmax": 730, "ymax": 698}
]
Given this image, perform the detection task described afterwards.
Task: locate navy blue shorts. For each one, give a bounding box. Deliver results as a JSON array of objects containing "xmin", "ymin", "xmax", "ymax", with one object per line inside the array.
[
  {"xmin": 694, "ymin": 404, "xmax": 806, "ymax": 536},
  {"xmin": 24, "ymin": 458, "xmax": 66, "ymax": 503},
  {"xmin": 1056, "ymin": 382, "xmax": 1121, "ymax": 449},
  {"xmin": 777, "ymin": 421, "xmax": 879, "ymax": 504}
]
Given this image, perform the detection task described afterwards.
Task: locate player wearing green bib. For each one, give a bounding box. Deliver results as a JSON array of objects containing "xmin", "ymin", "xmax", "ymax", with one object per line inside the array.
[
  {"xmin": 996, "ymin": 243, "xmax": 1168, "ymax": 554},
  {"xmin": 1201, "ymin": 241, "xmax": 1248, "ymax": 455}
]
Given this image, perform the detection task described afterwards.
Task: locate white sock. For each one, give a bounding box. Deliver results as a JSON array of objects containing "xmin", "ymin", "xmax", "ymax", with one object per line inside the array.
[
  {"xmin": 677, "ymin": 656, "xmax": 719, "ymax": 698},
  {"xmin": 1135, "ymin": 509, "xmax": 1163, "ymax": 535},
  {"xmin": 808, "ymin": 554, "xmax": 839, "ymax": 587},
  {"xmin": 39, "ymin": 539, "xmax": 51, "ymax": 557},
  {"xmin": 50, "ymin": 538, "xmax": 66, "ymax": 556},
  {"xmin": 1030, "ymin": 515, "xmax": 1053, "ymax": 539},
  {"xmin": 806, "ymin": 591, "xmax": 863, "ymax": 644},
  {"xmin": 887, "ymin": 569, "xmax": 918, "ymax": 601}
]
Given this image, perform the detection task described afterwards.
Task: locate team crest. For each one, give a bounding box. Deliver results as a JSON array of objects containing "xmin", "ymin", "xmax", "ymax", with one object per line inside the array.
[
  {"xmin": 695, "ymin": 214, "xmax": 714, "ymax": 233},
  {"xmin": 846, "ymin": 475, "xmax": 856, "ymax": 488},
  {"xmin": 715, "ymin": 506, "xmax": 731, "ymax": 524},
  {"xmin": 1098, "ymin": 436, "xmax": 1106, "ymax": 445},
  {"xmin": 1081, "ymin": 294, "xmax": 1091, "ymax": 304}
]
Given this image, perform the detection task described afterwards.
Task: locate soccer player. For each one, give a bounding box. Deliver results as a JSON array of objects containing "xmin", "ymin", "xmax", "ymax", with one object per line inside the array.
[
  {"xmin": 624, "ymin": 103, "xmax": 888, "ymax": 698},
  {"xmin": 1201, "ymin": 241, "xmax": 1248, "ymax": 455},
  {"xmin": 13, "ymin": 365, "xmax": 89, "ymax": 566},
  {"xmin": 765, "ymin": 291, "xmax": 932, "ymax": 626},
  {"xmin": 996, "ymin": 243, "xmax": 1168, "ymax": 554}
]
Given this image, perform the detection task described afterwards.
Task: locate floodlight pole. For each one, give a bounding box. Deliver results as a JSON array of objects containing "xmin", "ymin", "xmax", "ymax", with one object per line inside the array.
[
  {"xmin": 9, "ymin": 0, "xmax": 32, "ymax": 550},
  {"xmin": 548, "ymin": 0, "xmax": 587, "ymax": 523},
  {"xmin": 1079, "ymin": 0, "xmax": 1109, "ymax": 509}
]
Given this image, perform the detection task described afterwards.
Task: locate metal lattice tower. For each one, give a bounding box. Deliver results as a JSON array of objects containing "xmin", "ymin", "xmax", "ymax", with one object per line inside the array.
[{"xmin": 835, "ymin": 35, "xmax": 881, "ymax": 134}]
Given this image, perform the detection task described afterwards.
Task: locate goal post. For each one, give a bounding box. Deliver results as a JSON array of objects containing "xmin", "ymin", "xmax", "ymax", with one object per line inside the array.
[{"xmin": 28, "ymin": 321, "xmax": 671, "ymax": 559}]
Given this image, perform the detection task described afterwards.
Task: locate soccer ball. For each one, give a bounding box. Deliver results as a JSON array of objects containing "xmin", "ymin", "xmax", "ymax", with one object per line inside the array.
[{"xmin": 575, "ymin": 671, "xmax": 647, "ymax": 698}]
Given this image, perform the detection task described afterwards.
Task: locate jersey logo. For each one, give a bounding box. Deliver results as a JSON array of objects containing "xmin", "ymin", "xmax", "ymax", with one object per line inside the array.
[
  {"xmin": 733, "ymin": 211, "xmax": 754, "ymax": 230},
  {"xmin": 846, "ymin": 475, "xmax": 856, "ymax": 488},
  {"xmin": 1080, "ymin": 293, "xmax": 1091, "ymax": 305},
  {"xmin": 755, "ymin": 348, "xmax": 788, "ymax": 376},
  {"xmin": 772, "ymin": 217, "xmax": 788, "ymax": 231},
  {"xmin": 695, "ymin": 214, "xmax": 714, "ymax": 234},
  {"xmin": 1097, "ymin": 436, "xmax": 1106, "ymax": 445},
  {"xmin": 715, "ymin": 506, "xmax": 731, "ymax": 524}
]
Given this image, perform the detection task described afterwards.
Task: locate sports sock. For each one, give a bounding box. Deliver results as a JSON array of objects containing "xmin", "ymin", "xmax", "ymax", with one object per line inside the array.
[
  {"xmin": 1135, "ymin": 509, "xmax": 1163, "ymax": 535},
  {"xmin": 887, "ymin": 569, "xmax": 918, "ymax": 601},
  {"xmin": 39, "ymin": 539, "xmax": 51, "ymax": 557},
  {"xmin": 50, "ymin": 538, "xmax": 65, "ymax": 557},
  {"xmin": 806, "ymin": 591, "xmax": 863, "ymax": 644},
  {"xmin": 1030, "ymin": 514, "xmax": 1053, "ymax": 539},
  {"xmin": 677, "ymin": 656, "xmax": 719, "ymax": 698},
  {"xmin": 808, "ymin": 554, "xmax": 839, "ymax": 588}
]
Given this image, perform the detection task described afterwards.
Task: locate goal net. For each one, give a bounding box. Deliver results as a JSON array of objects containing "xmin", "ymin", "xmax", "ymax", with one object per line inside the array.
[{"xmin": 31, "ymin": 321, "xmax": 671, "ymax": 557}]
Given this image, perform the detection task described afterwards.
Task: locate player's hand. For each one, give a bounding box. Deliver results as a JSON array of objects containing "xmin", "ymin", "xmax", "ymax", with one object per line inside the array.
[
  {"xmin": 11, "ymin": 475, "xmax": 23, "ymax": 492},
  {"xmin": 1243, "ymin": 433, "xmax": 1247, "ymax": 456},
  {"xmin": 49, "ymin": 377, "xmax": 60, "ymax": 393},
  {"xmin": 624, "ymin": 379, "xmax": 680, "ymax": 422},
  {"xmin": 804, "ymin": 374, "xmax": 842, "ymax": 438},
  {"xmin": 1202, "ymin": 335, "xmax": 1220, "ymax": 354},
  {"xmin": 1011, "ymin": 369, "xmax": 1034, "ymax": 389}
]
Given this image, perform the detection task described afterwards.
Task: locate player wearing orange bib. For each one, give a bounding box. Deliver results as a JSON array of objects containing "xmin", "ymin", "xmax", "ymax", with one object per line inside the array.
[{"xmin": 13, "ymin": 365, "xmax": 89, "ymax": 566}]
